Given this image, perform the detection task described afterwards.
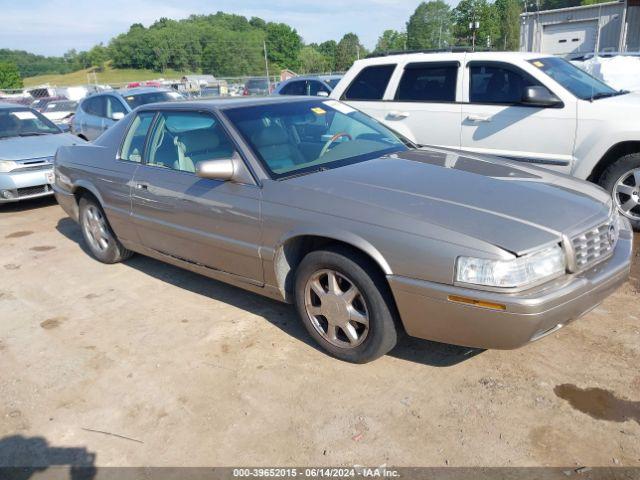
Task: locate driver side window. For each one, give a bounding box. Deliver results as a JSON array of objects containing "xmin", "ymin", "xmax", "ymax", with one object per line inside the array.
[{"xmin": 146, "ymin": 111, "xmax": 235, "ymax": 173}]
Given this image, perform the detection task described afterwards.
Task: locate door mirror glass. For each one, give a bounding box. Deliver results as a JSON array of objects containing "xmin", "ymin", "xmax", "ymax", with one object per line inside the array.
[
  {"xmin": 521, "ymin": 86, "xmax": 562, "ymax": 107},
  {"xmin": 196, "ymin": 158, "xmax": 236, "ymax": 181},
  {"xmin": 111, "ymin": 111, "xmax": 125, "ymax": 121}
]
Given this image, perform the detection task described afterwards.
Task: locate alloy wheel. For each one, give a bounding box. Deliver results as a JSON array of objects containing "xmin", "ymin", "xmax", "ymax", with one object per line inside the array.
[
  {"xmin": 83, "ymin": 205, "xmax": 110, "ymax": 252},
  {"xmin": 613, "ymin": 168, "xmax": 640, "ymax": 221},
  {"xmin": 304, "ymin": 269, "xmax": 370, "ymax": 349}
]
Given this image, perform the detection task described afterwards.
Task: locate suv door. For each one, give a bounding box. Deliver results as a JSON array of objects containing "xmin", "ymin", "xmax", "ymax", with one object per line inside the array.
[
  {"xmin": 460, "ymin": 61, "xmax": 576, "ymax": 173},
  {"xmin": 379, "ymin": 61, "xmax": 462, "ymax": 148},
  {"xmin": 130, "ymin": 110, "xmax": 262, "ymax": 282}
]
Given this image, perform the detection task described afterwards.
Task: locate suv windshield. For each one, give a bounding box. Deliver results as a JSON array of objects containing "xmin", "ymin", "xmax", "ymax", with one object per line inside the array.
[
  {"xmin": 0, "ymin": 107, "xmax": 61, "ymax": 139},
  {"xmin": 122, "ymin": 91, "xmax": 183, "ymax": 109},
  {"xmin": 528, "ymin": 57, "xmax": 623, "ymax": 100},
  {"xmin": 224, "ymin": 100, "xmax": 408, "ymax": 179}
]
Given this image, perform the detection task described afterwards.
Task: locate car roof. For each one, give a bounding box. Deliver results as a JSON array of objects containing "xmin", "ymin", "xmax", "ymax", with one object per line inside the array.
[
  {"xmin": 0, "ymin": 102, "xmax": 32, "ymax": 110},
  {"xmin": 354, "ymin": 51, "xmax": 553, "ymax": 66},
  {"xmin": 117, "ymin": 86, "xmax": 173, "ymax": 96},
  {"xmin": 138, "ymin": 96, "xmax": 323, "ymax": 112}
]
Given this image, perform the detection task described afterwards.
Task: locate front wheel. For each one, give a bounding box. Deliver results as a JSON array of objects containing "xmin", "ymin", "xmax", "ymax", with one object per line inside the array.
[
  {"xmin": 599, "ymin": 153, "xmax": 640, "ymax": 230},
  {"xmin": 294, "ymin": 247, "xmax": 398, "ymax": 363}
]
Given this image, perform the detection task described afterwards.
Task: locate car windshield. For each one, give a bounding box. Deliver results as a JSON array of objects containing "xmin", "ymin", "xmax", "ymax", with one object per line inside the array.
[
  {"xmin": 224, "ymin": 100, "xmax": 409, "ymax": 179},
  {"xmin": 122, "ymin": 91, "xmax": 183, "ymax": 109},
  {"xmin": 528, "ymin": 57, "xmax": 623, "ymax": 100},
  {"xmin": 0, "ymin": 107, "xmax": 61, "ymax": 139}
]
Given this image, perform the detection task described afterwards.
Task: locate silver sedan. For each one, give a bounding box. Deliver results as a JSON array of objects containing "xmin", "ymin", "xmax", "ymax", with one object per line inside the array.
[{"xmin": 53, "ymin": 97, "xmax": 632, "ymax": 363}]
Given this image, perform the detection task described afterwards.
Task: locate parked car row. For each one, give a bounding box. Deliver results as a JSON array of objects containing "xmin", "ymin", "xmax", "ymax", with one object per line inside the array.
[{"xmin": 1, "ymin": 52, "xmax": 634, "ymax": 363}]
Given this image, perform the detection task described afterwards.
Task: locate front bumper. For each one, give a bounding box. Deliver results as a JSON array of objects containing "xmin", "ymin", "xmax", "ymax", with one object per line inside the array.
[
  {"xmin": 0, "ymin": 168, "xmax": 54, "ymax": 203},
  {"xmin": 388, "ymin": 222, "xmax": 633, "ymax": 350}
]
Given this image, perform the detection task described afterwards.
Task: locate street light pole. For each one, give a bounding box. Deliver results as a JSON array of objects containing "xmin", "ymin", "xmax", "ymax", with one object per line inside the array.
[{"xmin": 263, "ymin": 40, "xmax": 270, "ymax": 93}]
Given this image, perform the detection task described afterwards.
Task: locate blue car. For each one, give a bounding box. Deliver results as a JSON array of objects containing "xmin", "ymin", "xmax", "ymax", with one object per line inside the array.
[{"xmin": 272, "ymin": 75, "xmax": 343, "ymax": 97}]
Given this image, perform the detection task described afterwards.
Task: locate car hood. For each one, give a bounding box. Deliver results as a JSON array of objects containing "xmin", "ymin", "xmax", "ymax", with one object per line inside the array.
[
  {"xmin": 0, "ymin": 133, "xmax": 82, "ymax": 161},
  {"xmin": 278, "ymin": 148, "xmax": 611, "ymax": 255}
]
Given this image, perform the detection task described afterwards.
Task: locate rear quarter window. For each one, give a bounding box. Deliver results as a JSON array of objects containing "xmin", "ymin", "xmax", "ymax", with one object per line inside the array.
[
  {"xmin": 395, "ymin": 62, "xmax": 459, "ymax": 102},
  {"xmin": 342, "ymin": 64, "xmax": 396, "ymax": 101}
]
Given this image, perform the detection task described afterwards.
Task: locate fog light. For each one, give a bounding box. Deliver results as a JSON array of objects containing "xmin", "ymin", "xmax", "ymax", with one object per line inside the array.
[{"xmin": 1, "ymin": 190, "xmax": 14, "ymax": 199}]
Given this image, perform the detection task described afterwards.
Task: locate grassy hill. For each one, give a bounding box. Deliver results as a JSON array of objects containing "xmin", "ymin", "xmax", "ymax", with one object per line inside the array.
[{"xmin": 24, "ymin": 65, "xmax": 195, "ymax": 87}]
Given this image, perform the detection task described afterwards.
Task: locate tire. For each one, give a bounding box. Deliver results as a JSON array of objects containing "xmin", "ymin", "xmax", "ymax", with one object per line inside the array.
[
  {"xmin": 599, "ymin": 152, "xmax": 640, "ymax": 230},
  {"xmin": 294, "ymin": 246, "xmax": 398, "ymax": 363},
  {"xmin": 78, "ymin": 196, "xmax": 133, "ymax": 264}
]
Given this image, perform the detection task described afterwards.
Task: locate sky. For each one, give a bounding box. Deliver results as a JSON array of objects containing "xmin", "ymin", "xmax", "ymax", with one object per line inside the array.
[{"xmin": 0, "ymin": 0, "xmax": 448, "ymax": 57}]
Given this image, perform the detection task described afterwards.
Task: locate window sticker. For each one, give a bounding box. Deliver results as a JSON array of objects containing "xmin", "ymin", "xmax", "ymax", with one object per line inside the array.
[
  {"xmin": 311, "ymin": 107, "xmax": 326, "ymax": 115},
  {"xmin": 11, "ymin": 111, "xmax": 37, "ymax": 120},
  {"xmin": 532, "ymin": 61, "xmax": 544, "ymax": 68},
  {"xmin": 324, "ymin": 100, "xmax": 355, "ymax": 115}
]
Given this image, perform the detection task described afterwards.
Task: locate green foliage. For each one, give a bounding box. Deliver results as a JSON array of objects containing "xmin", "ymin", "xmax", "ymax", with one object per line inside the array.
[
  {"xmin": 0, "ymin": 62, "xmax": 23, "ymax": 89},
  {"xmin": 374, "ymin": 30, "xmax": 408, "ymax": 53},
  {"xmin": 265, "ymin": 23, "xmax": 303, "ymax": 71},
  {"xmin": 317, "ymin": 41, "xmax": 338, "ymax": 70},
  {"xmin": 298, "ymin": 46, "xmax": 332, "ymax": 74},
  {"xmin": 452, "ymin": 0, "xmax": 501, "ymax": 48},
  {"xmin": 0, "ymin": 49, "xmax": 80, "ymax": 78},
  {"xmin": 494, "ymin": 0, "xmax": 522, "ymax": 50},
  {"xmin": 406, "ymin": 1, "xmax": 453, "ymax": 50},
  {"xmin": 335, "ymin": 33, "xmax": 366, "ymax": 71}
]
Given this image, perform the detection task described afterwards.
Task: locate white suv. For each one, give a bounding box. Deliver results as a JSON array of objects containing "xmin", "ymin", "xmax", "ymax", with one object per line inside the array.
[{"xmin": 331, "ymin": 52, "xmax": 640, "ymax": 227}]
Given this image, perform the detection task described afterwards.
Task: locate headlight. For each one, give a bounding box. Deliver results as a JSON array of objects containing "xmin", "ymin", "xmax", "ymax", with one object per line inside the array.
[
  {"xmin": 0, "ymin": 160, "xmax": 19, "ymax": 173},
  {"xmin": 456, "ymin": 244, "xmax": 566, "ymax": 289}
]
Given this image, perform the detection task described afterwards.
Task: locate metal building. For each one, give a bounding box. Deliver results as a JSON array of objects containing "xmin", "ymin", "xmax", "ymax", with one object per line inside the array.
[{"xmin": 520, "ymin": 0, "xmax": 640, "ymax": 56}]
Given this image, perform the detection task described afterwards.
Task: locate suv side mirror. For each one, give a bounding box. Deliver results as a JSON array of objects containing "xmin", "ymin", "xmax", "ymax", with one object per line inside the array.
[
  {"xmin": 521, "ymin": 86, "xmax": 562, "ymax": 108},
  {"xmin": 317, "ymin": 91, "xmax": 329, "ymax": 97},
  {"xmin": 111, "ymin": 112, "xmax": 125, "ymax": 121},
  {"xmin": 195, "ymin": 155, "xmax": 253, "ymax": 184}
]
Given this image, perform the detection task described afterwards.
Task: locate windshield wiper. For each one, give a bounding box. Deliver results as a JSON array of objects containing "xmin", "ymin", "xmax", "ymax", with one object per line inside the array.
[
  {"xmin": 17, "ymin": 132, "xmax": 49, "ymax": 137},
  {"xmin": 591, "ymin": 90, "xmax": 628, "ymax": 101}
]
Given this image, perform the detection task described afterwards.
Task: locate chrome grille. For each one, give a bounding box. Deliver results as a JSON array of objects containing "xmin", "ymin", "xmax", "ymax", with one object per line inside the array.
[{"xmin": 571, "ymin": 217, "xmax": 618, "ymax": 271}]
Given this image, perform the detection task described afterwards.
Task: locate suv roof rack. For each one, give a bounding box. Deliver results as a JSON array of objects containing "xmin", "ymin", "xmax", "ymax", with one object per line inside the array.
[{"xmin": 366, "ymin": 47, "xmax": 494, "ymax": 59}]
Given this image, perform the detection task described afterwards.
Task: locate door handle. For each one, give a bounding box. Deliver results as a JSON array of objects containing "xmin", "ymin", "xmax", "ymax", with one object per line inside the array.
[
  {"xmin": 135, "ymin": 183, "xmax": 148, "ymax": 190},
  {"xmin": 466, "ymin": 114, "xmax": 492, "ymax": 123},
  {"xmin": 386, "ymin": 111, "xmax": 410, "ymax": 120}
]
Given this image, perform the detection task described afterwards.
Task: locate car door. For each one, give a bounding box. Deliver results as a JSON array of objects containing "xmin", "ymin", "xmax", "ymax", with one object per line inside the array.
[
  {"xmin": 130, "ymin": 110, "xmax": 263, "ymax": 282},
  {"xmin": 376, "ymin": 61, "xmax": 462, "ymax": 148},
  {"xmin": 460, "ymin": 61, "xmax": 576, "ymax": 173}
]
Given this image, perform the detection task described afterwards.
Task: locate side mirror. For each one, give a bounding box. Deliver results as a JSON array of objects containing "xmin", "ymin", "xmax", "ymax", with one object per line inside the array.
[
  {"xmin": 58, "ymin": 124, "xmax": 71, "ymax": 133},
  {"xmin": 111, "ymin": 112, "xmax": 125, "ymax": 121},
  {"xmin": 317, "ymin": 91, "xmax": 329, "ymax": 97},
  {"xmin": 196, "ymin": 158, "xmax": 235, "ymax": 181},
  {"xmin": 521, "ymin": 86, "xmax": 562, "ymax": 108},
  {"xmin": 196, "ymin": 155, "xmax": 253, "ymax": 184}
]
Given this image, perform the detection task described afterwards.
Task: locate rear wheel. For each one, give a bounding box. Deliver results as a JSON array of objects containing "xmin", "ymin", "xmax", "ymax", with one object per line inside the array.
[
  {"xmin": 79, "ymin": 196, "xmax": 132, "ymax": 264},
  {"xmin": 294, "ymin": 246, "xmax": 398, "ymax": 363},
  {"xmin": 599, "ymin": 153, "xmax": 640, "ymax": 229}
]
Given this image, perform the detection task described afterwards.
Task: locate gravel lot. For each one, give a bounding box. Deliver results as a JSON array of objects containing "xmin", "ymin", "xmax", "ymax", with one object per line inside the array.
[{"xmin": 1, "ymin": 197, "xmax": 639, "ymax": 468}]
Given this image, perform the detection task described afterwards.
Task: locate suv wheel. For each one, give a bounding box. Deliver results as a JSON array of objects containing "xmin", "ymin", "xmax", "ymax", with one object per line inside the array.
[
  {"xmin": 294, "ymin": 246, "xmax": 398, "ymax": 363},
  {"xmin": 79, "ymin": 196, "xmax": 133, "ymax": 264},
  {"xmin": 599, "ymin": 153, "xmax": 640, "ymax": 229}
]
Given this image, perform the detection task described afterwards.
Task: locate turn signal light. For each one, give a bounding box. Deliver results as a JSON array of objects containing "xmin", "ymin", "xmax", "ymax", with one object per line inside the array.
[{"xmin": 447, "ymin": 295, "xmax": 507, "ymax": 311}]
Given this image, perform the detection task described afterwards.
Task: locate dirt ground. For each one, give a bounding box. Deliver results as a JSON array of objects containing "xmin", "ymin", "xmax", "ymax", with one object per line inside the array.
[{"xmin": 1, "ymin": 197, "xmax": 639, "ymax": 468}]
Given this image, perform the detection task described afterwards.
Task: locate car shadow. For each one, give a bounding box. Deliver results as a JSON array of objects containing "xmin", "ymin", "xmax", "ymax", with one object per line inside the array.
[
  {"xmin": 56, "ymin": 217, "xmax": 483, "ymax": 368},
  {"xmin": 0, "ymin": 434, "xmax": 96, "ymax": 480},
  {"xmin": 0, "ymin": 196, "xmax": 57, "ymax": 213}
]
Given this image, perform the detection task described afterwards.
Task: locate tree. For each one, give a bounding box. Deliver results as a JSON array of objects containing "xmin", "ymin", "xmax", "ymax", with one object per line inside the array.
[
  {"xmin": 494, "ymin": 0, "xmax": 521, "ymax": 50},
  {"xmin": 335, "ymin": 33, "xmax": 365, "ymax": 71},
  {"xmin": 87, "ymin": 44, "xmax": 109, "ymax": 70},
  {"xmin": 317, "ymin": 40, "xmax": 338, "ymax": 70},
  {"xmin": 374, "ymin": 30, "xmax": 407, "ymax": 53},
  {"xmin": 452, "ymin": 0, "xmax": 500, "ymax": 49},
  {"xmin": 265, "ymin": 23, "xmax": 303, "ymax": 71},
  {"xmin": 298, "ymin": 46, "xmax": 332, "ymax": 74},
  {"xmin": 406, "ymin": 1, "xmax": 453, "ymax": 50},
  {"xmin": 0, "ymin": 62, "xmax": 23, "ymax": 89}
]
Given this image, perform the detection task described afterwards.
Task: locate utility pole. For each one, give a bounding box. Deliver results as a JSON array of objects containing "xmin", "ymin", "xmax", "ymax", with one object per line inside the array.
[{"xmin": 263, "ymin": 40, "xmax": 270, "ymax": 93}]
